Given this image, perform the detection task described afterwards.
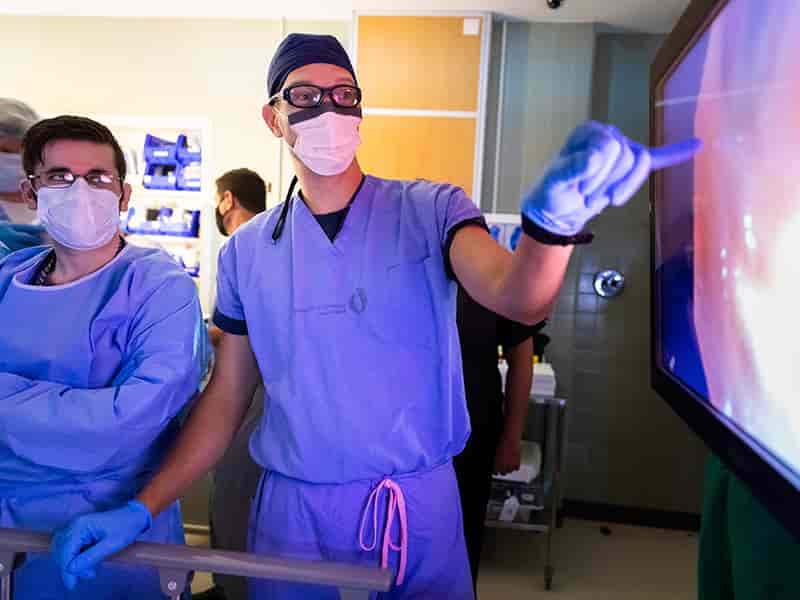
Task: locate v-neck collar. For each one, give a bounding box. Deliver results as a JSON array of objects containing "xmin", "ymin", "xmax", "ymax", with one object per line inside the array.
[{"xmin": 292, "ymin": 175, "xmax": 371, "ymax": 251}]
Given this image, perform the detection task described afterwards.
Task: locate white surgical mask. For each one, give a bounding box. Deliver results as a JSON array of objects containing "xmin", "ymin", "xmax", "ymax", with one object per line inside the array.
[
  {"xmin": 289, "ymin": 110, "xmax": 362, "ymax": 176},
  {"xmin": 36, "ymin": 178, "xmax": 121, "ymax": 250},
  {"xmin": 0, "ymin": 152, "xmax": 23, "ymax": 193}
]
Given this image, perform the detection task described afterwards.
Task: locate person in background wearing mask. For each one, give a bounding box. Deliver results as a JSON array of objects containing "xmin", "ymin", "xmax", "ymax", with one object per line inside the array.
[
  {"xmin": 0, "ymin": 115, "xmax": 205, "ymax": 599},
  {"xmin": 0, "ymin": 98, "xmax": 47, "ymax": 251},
  {"xmin": 454, "ymin": 288, "xmax": 541, "ymax": 594},
  {"xmin": 195, "ymin": 167, "xmax": 266, "ymax": 600},
  {"xmin": 53, "ymin": 34, "xmax": 700, "ymax": 599},
  {"xmin": 209, "ymin": 168, "xmax": 267, "ymax": 347},
  {"xmin": 0, "ymin": 98, "xmax": 39, "ymax": 223}
]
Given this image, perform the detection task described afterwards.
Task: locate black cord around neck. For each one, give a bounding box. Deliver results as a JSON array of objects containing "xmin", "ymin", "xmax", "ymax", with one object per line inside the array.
[{"xmin": 271, "ymin": 175, "xmax": 298, "ymax": 243}]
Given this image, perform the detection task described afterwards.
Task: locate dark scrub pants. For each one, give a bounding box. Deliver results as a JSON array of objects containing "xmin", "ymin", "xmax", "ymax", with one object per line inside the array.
[{"xmin": 699, "ymin": 453, "xmax": 800, "ymax": 600}]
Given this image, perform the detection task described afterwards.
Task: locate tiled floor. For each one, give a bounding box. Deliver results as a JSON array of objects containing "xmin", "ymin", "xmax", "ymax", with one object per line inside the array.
[
  {"xmin": 478, "ymin": 519, "xmax": 697, "ymax": 599},
  {"xmin": 188, "ymin": 519, "xmax": 698, "ymax": 599}
]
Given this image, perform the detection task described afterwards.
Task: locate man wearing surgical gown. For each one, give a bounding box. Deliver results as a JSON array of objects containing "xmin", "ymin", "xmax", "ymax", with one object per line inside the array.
[{"xmin": 0, "ymin": 115, "xmax": 204, "ymax": 599}]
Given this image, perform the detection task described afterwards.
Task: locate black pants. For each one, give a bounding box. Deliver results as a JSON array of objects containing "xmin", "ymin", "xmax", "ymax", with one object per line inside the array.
[{"xmin": 453, "ymin": 424, "xmax": 501, "ymax": 595}]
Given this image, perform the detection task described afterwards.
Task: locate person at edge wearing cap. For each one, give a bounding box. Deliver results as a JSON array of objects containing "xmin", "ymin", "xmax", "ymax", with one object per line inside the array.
[{"xmin": 51, "ymin": 33, "xmax": 701, "ymax": 599}]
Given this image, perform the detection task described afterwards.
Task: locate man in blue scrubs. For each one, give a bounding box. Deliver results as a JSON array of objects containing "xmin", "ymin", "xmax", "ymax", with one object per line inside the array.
[
  {"xmin": 53, "ymin": 34, "xmax": 700, "ymax": 598},
  {"xmin": 0, "ymin": 115, "xmax": 204, "ymax": 598}
]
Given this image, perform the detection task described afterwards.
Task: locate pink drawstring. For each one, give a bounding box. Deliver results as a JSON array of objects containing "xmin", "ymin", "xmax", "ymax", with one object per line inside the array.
[{"xmin": 358, "ymin": 478, "xmax": 408, "ymax": 586}]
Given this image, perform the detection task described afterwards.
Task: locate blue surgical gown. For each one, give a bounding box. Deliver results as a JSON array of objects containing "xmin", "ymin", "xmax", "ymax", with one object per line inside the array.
[{"xmin": 0, "ymin": 243, "xmax": 204, "ymax": 599}]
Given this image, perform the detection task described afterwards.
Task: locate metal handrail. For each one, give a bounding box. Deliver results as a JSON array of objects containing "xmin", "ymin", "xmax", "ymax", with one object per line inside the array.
[{"xmin": 0, "ymin": 527, "xmax": 393, "ymax": 599}]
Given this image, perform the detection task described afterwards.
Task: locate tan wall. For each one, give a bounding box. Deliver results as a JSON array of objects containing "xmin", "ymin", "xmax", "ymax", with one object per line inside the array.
[
  {"xmin": 355, "ymin": 15, "xmax": 485, "ymax": 198},
  {"xmin": 358, "ymin": 115, "xmax": 476, "ymax": 194},
  {"xmin": 357, "ymin": 16, "xmax": 482, "ymax": 112}
]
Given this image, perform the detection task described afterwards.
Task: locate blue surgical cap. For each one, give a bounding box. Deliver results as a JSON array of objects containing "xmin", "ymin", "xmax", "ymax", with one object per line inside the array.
[{"xmin": 267, "ymin": 33, "xmax": 357, "ymax": 98}]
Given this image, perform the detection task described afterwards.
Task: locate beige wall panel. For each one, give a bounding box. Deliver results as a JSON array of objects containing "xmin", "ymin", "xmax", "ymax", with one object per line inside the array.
[
  {"xmin": 357, "ymin": 16, "xmax": 482, "ymax": 112},
  {"xmin": 358, "ymin": 115, "xmax": 476, "ymax": 197}
]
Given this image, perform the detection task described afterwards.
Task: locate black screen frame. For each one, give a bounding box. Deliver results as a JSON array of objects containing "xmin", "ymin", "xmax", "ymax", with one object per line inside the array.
[{"xmin": 650, "ymin": 0, "xmax": 800, "ymax": 541}]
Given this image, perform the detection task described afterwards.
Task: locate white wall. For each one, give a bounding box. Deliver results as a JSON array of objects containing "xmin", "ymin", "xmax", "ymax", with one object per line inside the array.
[
  {"xmin": 0, "ymin": 15, "xmax": 349, "ymax": 208},
  {"xmin": 0, "ymin": 1, "xmax": 691, "ymax": 34},
  {"xmin": 0, "ymin": 14, "xmax": 349, "ymax": 320}
]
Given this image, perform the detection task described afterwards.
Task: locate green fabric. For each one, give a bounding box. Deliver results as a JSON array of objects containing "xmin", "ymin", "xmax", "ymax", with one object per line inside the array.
[{"xmin": 698, "ymin": 454, "xmax": 800, "ymax": 599}]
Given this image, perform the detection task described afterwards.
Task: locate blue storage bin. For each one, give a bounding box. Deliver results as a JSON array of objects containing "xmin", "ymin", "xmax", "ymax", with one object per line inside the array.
[
  {"xmin": 176, "ymin": 162, "xmax": 202, "ymax": 192},
  {"xmin": 143, "ymin": 134, "xmax": 178, "ymax": 165},
  {"xmin": 176, "ymin": 134, "xmax": 202, "ymax": 165},
  {"xmin": 123, "ymin": 205, "xmax": 199, "ymax": 238},
  {"xmin": 122, "ymin": 206, "xmax": 163, "ymax": 235},
  {"xmin": 159, "ymin": 208, "xmax": 201, "ymax": 238},
  {"xmin": 143, "ymin": 163, "xmax": 178, "ymax": 191}
]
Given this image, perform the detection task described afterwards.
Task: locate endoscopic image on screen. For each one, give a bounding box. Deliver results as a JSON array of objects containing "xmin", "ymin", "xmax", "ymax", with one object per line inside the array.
[{"xmin": 655, "ymin": 0, "xmax": 800, "ymax": 475}]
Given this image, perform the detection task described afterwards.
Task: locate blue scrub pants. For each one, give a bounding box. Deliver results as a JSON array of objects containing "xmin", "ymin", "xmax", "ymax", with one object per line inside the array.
[{"xmin": 246, "ymin": 462, "xmax": 473, "ymax": 599}]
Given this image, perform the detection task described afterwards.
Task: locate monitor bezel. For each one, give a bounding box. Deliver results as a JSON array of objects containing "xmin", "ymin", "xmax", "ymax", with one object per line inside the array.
[{"xmin": 650, "ymin": 0, "xmax": 800, "ymax": 540}]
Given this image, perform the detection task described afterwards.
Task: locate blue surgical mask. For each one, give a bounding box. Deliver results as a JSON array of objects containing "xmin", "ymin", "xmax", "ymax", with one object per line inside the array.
[{"xmin": 0, "ymin": 152, "xmax": 23, "ymax": 193}]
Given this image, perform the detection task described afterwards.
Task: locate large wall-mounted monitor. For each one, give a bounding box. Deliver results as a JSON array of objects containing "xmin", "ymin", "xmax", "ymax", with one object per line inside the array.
[{"xmin": 651, "ymin": 0, "xmax": 800, "ymax": 538}]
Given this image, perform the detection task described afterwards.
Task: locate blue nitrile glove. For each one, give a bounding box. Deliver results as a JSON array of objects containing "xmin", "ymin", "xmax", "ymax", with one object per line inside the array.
[
  {"xmin": 0, "ymin": 223, "xmax": 46, "ymax": 251},
  {"xmin": 522, "ymin": 121, "xmax": 701, "ymax": 237},
  {"xmin": 51, "ymin": 500, "xmax": 152, "ymax": 590}
]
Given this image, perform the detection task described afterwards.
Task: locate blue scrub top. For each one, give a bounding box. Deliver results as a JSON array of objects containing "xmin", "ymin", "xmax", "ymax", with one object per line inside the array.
[{"xmin": 214, "ymin": 176, "xmax": 484, "ymax": 484}]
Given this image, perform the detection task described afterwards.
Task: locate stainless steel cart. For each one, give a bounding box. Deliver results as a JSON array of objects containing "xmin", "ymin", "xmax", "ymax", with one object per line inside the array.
[{"xmin": 484, "ymin": 395, "xmax": 567, "ymax": 591}]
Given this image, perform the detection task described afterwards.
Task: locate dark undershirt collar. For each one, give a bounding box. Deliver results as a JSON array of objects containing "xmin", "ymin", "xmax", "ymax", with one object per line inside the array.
[{"xmin": 304, "ymin": 175, "xmax": 366, "ymax": 242}]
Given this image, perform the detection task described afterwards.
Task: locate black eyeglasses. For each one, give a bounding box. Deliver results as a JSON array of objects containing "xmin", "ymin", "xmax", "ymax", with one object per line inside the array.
[
  {"xmin": 269, "ymin": 84, "xmax": 362, "ymax": 109},
  {"xmin": 27, "ymin": 169, "xmax": 123, "ymax": 193}
]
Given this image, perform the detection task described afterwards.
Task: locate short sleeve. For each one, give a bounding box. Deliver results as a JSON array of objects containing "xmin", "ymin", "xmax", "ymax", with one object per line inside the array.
[
  {"xmin": 212, "ymin": 239, "xmax": 248, "ymax": 335},
  {"xmin": 432, "ymin": 184, "xmax": 488, "ymax": 280},
  {"xmin": 433, "ymin": 185, "xmax": 484, "ymax": 247},
  {"xmin": 498, "ymin": 316, "xmax": 545, "ymax": 351}
]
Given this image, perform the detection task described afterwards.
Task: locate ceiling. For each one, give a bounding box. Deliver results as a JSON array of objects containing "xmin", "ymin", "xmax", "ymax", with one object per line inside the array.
[{"xmin": 0, "ymin": 0, "xmax": 691, "ymax": 33}]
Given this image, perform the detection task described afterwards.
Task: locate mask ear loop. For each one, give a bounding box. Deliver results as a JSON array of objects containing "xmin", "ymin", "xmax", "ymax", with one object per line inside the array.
[{"xmin": 272, "ymin": 175, "xmax": 298, "ymax": 243}]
